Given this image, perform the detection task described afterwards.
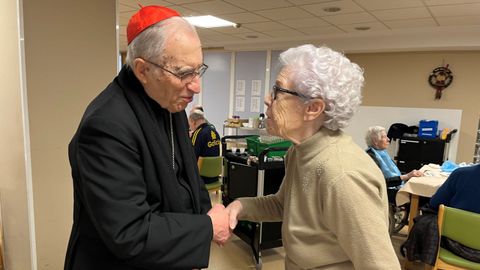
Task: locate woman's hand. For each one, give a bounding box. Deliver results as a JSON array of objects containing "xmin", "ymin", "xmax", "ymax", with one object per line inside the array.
[
  {"xmin": 225, "ymin": 200, "xmax": 243, "ymax": 230},
  {"xmin": 403, "ymin": 169, "xmax": 424, "ymax": 181}
]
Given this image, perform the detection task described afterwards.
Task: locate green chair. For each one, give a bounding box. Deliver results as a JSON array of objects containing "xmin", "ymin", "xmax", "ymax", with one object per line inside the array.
[
  {"xmin": 197, "ymin": 156, "xmax": 223, "ymax": 193},
  {"xmin": 433, "ymin": 204, "xmax": 480, "ymax": 270}
]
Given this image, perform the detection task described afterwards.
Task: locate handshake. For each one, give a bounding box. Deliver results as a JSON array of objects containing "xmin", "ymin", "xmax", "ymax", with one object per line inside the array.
[{"xmin": 207, "ymin": 201, "xmax": 243, "ymax": 246}]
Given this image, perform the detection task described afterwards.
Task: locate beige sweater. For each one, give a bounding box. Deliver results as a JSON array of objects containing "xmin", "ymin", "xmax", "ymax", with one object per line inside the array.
[{"xmin": 238, "ymin": 128, "xmax": 401, "ymax": 270}]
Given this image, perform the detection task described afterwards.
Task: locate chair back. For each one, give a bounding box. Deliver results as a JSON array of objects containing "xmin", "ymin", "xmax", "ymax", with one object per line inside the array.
[
  {"xmin": 440, "ymin": 205, "xmax": 480, "ymax": 250},
  {"xmin": 198, "ymin": 156, "xmax": 222, "ymax": 178}
]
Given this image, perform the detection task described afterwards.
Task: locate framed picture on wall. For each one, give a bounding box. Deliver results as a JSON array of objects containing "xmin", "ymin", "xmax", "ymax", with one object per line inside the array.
[
  {"xmin": 235, "ymin": 96, "xmax": 245, "ymax": 112},
  {"xmin": 250, "ymin": 97, "xmax": 260, "ymax": 112},
  {"xmin": 251, "ymin": 80, "xmax": 262, "ymax": 96},
  {"xmin": 235, "ymin": 80, "xmax": 245, "ymax": 96}
]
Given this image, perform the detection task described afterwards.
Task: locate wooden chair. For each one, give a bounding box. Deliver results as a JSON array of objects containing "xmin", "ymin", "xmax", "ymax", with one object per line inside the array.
[
  {"xmin": 198, "ymin": 156, "xmax": 223, "ymax": 193},
  {"xmin": 432, "ymin": 204, "xmax": 480, "ymax": 270}
]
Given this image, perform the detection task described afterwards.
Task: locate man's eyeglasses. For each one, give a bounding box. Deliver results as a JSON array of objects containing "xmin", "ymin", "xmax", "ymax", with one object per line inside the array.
[
  {"xmin": 271, "ymin": 84, "xmax": 310, "ymax": 100},
  {"xmin": 142, "ymin": 58, "xmax": 208, "ymax": 84}
]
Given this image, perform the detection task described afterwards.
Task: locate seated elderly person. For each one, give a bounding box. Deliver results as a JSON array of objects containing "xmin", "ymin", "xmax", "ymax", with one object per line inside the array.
[
  {"xmin": 188, "ymin": 109, "xmax": 221, "ymax": 184},
  {"xmin": 430, "ymin": 163, "xmax": 480, "ymax": 213},
  {"xmin": 402, "ymin": 163, "xmax": 480, "ymax": 265},
  {"xmin": 365, "ymin": 126, "xmax": 423, "ymax": 202},
  {"xmin": 226, "ymin": 45, "xmax": 400, "ymax": 269}
]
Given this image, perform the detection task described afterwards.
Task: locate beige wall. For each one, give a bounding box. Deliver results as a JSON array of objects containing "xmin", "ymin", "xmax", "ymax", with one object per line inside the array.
[
  {"xmin": 349, "ymin": 51, "xmax": 480, "ymax": 163},
  {"xmin": 0, "ymin": 1, "xmax": 33, "ymax": 269},
  {"xmin": 22, "ymin": 0, "xmax": 117, "ymax": 269}
]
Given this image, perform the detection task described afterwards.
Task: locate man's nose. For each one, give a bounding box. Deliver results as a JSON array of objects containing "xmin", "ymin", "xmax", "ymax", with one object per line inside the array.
[{"xmin": 187, "ymin": 76, "xmax": 201, "ymax": 94}]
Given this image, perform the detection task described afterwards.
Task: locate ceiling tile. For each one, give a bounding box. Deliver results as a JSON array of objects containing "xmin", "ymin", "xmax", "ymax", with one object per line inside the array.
[
  {"xmin": 354, "ymin": 0, "xmax": 424, "ymax": 10},
  {"xmin": 424, "ymin": 0, "xmax": 480, "ymax": 5},
  {"xmin": 255, "ymin": 7, "xmax": 314, "ymax": 20},
  {"xmin": 231, "ymin": 32, "xmax": 273, "ymax": 40},
  {"xmin": 436, "ymin": 15, "xmax": 480, "ymax": 26},
  {"xmin": 181, "ymin": 0, "xmax": 244, "ymax": 15},
  {"xmin": 383, "ymin": 18, "xmax": 438, "ymax": 29},
  {"xmin": 265, "ymin": 29, "xmax": 307, "ymax": 37},
  {"xmin": 128, "ymin": 0, "xmax": 172, "ymax": 6},
  {"xmin": 279, "ymin": 17, "xmax": 330, "ymax": 28},
  {"xmin": 219, "ymin": 12, "xmax": 270, "ymax": 23},
  {"xmin": 286, "ymin": 0, "xmax": 336, "ymax": 5},
  {"xmin": 298, "ymin": 25, "xmax": 344, "ymax": 35},
  {"xmin": 242, "ymin": 21, "xmax": 291, "ymax": 31},
  {"xmin": 118, "ymin": 3, "xmax": 137, "ymax": 13},
  {"xmin": 213, "ymin": 27, "xmax": 257, "ymax": 34},
  {"xmin": 429, "ymin": 3, "xmax": 480, "ymax": 17},
  {"xmin": 165, "ymin": 0, "xmax": 212, "ymax": 4},
  {"xmin": 371, "ymin": 7, "xmax": 431, "ymax": 20},
  {"xmin": 337, "ymin": 21, "xmax": 388, "ymax": 33},
  {"xmin": 300, "ymin": 0, "xmax": 365, "ymax": 16},
  {"xmin": 223, "ymin": 0, "xmax": 293, "ymax": 11},
  {"xmin": 166, "ymin": 5, "xmax": 200, "ymax": 16},
  {"xmin": 322, "ymin": 12, "xmax": 377, "ymax": 25},
  {"xmin": 200, "ymin": 33, "xmax": 243, "ymax": 41},
  {"xmin": 119, "ymin": 14, "xmax": 133, "ymax": 26}
]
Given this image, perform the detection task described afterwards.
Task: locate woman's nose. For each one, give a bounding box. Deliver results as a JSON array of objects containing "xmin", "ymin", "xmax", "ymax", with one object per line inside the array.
[{"xmin": 264, "ymin": 94, "xmax": 272, "ymax": 107}]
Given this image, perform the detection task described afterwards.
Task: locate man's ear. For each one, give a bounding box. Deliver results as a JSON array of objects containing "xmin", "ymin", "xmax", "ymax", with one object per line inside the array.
[
  {"xmin": 132, "ymin": 58, "xmax": 149, "ymax": 85},
  {"xmin": 304, "ymin": 99, "xmax": 325, "ymax": 121}
]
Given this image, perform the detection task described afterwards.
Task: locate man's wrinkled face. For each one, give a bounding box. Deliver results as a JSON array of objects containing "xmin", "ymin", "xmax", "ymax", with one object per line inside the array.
[{"xmin": 143, "ymin": 30, "xmax": 204, "ymax": 113}]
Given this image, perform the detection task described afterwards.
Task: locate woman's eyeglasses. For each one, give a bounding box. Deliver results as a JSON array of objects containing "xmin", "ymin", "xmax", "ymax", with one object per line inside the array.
[
  {"xmin": 271, "ymin": 85, "xmax": 311, "ymax": 100},
  {"xmin": 141, "ymin": 58, "xmax": 208, "ymax": 84}
]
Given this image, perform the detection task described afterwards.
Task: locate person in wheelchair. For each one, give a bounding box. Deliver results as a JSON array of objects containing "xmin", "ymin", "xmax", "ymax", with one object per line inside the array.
[{"xmin": 365, "ymin": 126, "xmax": 424, "ymax": 232}]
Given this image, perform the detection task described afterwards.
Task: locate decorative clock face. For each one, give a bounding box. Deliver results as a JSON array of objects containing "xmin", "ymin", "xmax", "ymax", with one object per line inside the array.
[{"xmin": 428, "ymin": 65, "xmax": 453, "ymax": 99}]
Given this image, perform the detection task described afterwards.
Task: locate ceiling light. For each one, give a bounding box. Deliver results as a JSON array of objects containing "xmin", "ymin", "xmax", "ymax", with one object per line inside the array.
[
  {"xmin": 323, "ymin": 7, "xmax": 341, "ymax": 13},
  {"xmin": 184, "ymin": 15, "xmax": 237, "ymax": 28},
  {"xmin": 354, "ymin": 26, "xmax": 371, "ymax": 31}
]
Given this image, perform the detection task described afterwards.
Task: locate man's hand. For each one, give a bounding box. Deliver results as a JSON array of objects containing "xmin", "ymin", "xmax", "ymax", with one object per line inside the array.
[
  {"xmin": 225, "ymin": 200, "xmax": 243, "ymax": 230},
  {"xmin": 207, "ymin": 204, "xmax": 231, "ymax": 246}
]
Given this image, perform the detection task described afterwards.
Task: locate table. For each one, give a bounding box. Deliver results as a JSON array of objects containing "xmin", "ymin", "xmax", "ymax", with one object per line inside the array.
[{"xmin": 395, "ymin": 164, "xmax": 449, "ymax": 233}]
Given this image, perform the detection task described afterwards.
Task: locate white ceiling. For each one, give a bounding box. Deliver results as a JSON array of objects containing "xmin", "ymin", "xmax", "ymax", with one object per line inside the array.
[{"xmin": 117, "ymin": 0, "xmax": 480, "ymax": 52}]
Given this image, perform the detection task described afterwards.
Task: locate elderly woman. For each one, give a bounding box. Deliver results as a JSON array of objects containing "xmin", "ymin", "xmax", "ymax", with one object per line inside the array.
[
  {"xmin": 226, "ymin": 45, "xmax": 400, "ymax": 269},
  {"xmin": 365, "ymin": 126, "xmax": 423, "ymax": 200}
]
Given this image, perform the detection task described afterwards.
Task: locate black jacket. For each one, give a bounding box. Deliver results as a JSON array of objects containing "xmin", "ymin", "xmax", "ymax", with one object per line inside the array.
[{"xmin": 65, "ymin": 67, "xmax": 212, "ymax": 270}]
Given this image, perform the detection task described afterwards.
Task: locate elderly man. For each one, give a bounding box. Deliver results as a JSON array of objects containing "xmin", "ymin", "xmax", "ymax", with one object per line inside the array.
[
  {"xmin": 64, "ymin": 6, "xmax": 230, "ymax": 270},
  {"xmin": 226, "ymin": 45, "xmax": 401, "ymax": 269},
  {"xmin": 188, "ymin": 109, "xmax": 220, "ymax": 160}
]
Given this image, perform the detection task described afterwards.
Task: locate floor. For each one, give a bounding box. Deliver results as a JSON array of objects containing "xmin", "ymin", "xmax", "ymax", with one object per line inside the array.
[{"xmin": 205, "ymin": 192, "xmax": 427, "ymax": 270}]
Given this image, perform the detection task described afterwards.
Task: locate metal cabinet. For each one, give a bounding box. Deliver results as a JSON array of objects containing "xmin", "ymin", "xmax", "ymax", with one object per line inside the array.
[
  {"xmin": 395, "ymin": 137, "xmax": 446, "ymax": 173},
  {"xmin": 221, "ymin": 136, "xmax": 287, "ymax": 268}
]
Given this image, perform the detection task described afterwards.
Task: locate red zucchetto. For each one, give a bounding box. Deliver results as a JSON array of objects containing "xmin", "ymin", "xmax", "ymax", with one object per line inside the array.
[{"xmin": 127, "ymin": 5, "xmax": 180, "ymax": 45}]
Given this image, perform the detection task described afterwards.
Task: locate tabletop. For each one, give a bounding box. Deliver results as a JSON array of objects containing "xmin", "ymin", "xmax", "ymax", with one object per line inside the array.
[{"xmin": 396, "ymin": 164, "xmax": 449, "ymax": 206}]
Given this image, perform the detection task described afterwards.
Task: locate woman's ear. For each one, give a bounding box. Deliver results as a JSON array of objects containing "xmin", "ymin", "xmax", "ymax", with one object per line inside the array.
[
  {"xmin": 304, "ymin": 99, "xmax": 325, "ymax": 121},
  {"xmin": 132, "ymin": 58, "xmax": 149, "ymax": 85}
]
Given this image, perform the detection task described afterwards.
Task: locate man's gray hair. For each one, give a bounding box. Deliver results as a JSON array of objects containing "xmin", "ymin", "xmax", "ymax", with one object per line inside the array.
[
  {"xmin": 189, "ymin": 109, "xmax": 205, "ymax": 122},
  {"xmin": 125, "ymin": 16, "xmax": 197, "ymax": 69},
  {"xmin": 278, "ymin": 44, "xmax": 364, "ymax": 130},
  {"xmin": 365, "ymin": 126, "xmax": 386, "ymax": 148}
]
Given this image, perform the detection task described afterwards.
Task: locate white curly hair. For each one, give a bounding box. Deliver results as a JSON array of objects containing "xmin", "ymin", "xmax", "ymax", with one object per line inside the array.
[
  {"xmin": 278, "ymin": 44, "xmax": 364, "ymax": 130},
  {"xmin": 365, "ymin": 126, "xmax": 386, "ymax": 148}
]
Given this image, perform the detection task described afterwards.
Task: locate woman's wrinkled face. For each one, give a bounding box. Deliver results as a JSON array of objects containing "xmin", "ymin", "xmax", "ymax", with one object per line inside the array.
[
  {"xmin": 375, "ymin": 130, "xmax": 390, "ymax": 150},
  {"xmin": 264, "ymin": 68, "xmax": 305, "ymax": 139}
]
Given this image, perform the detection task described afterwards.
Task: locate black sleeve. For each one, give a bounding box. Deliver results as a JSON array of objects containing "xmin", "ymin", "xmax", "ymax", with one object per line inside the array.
[
  {"xmin": 366, "ymin": 149, "xmax": 402, "ymax": 187},
  {"xmin": 75, "ymin": 117, "xmax": 212, "ymax": 269}
]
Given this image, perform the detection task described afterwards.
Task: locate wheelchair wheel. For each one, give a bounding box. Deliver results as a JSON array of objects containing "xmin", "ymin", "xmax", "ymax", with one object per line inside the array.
[{"xmin": 389, "ymin": 204, "xmax": 408, "ymax": 234}]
